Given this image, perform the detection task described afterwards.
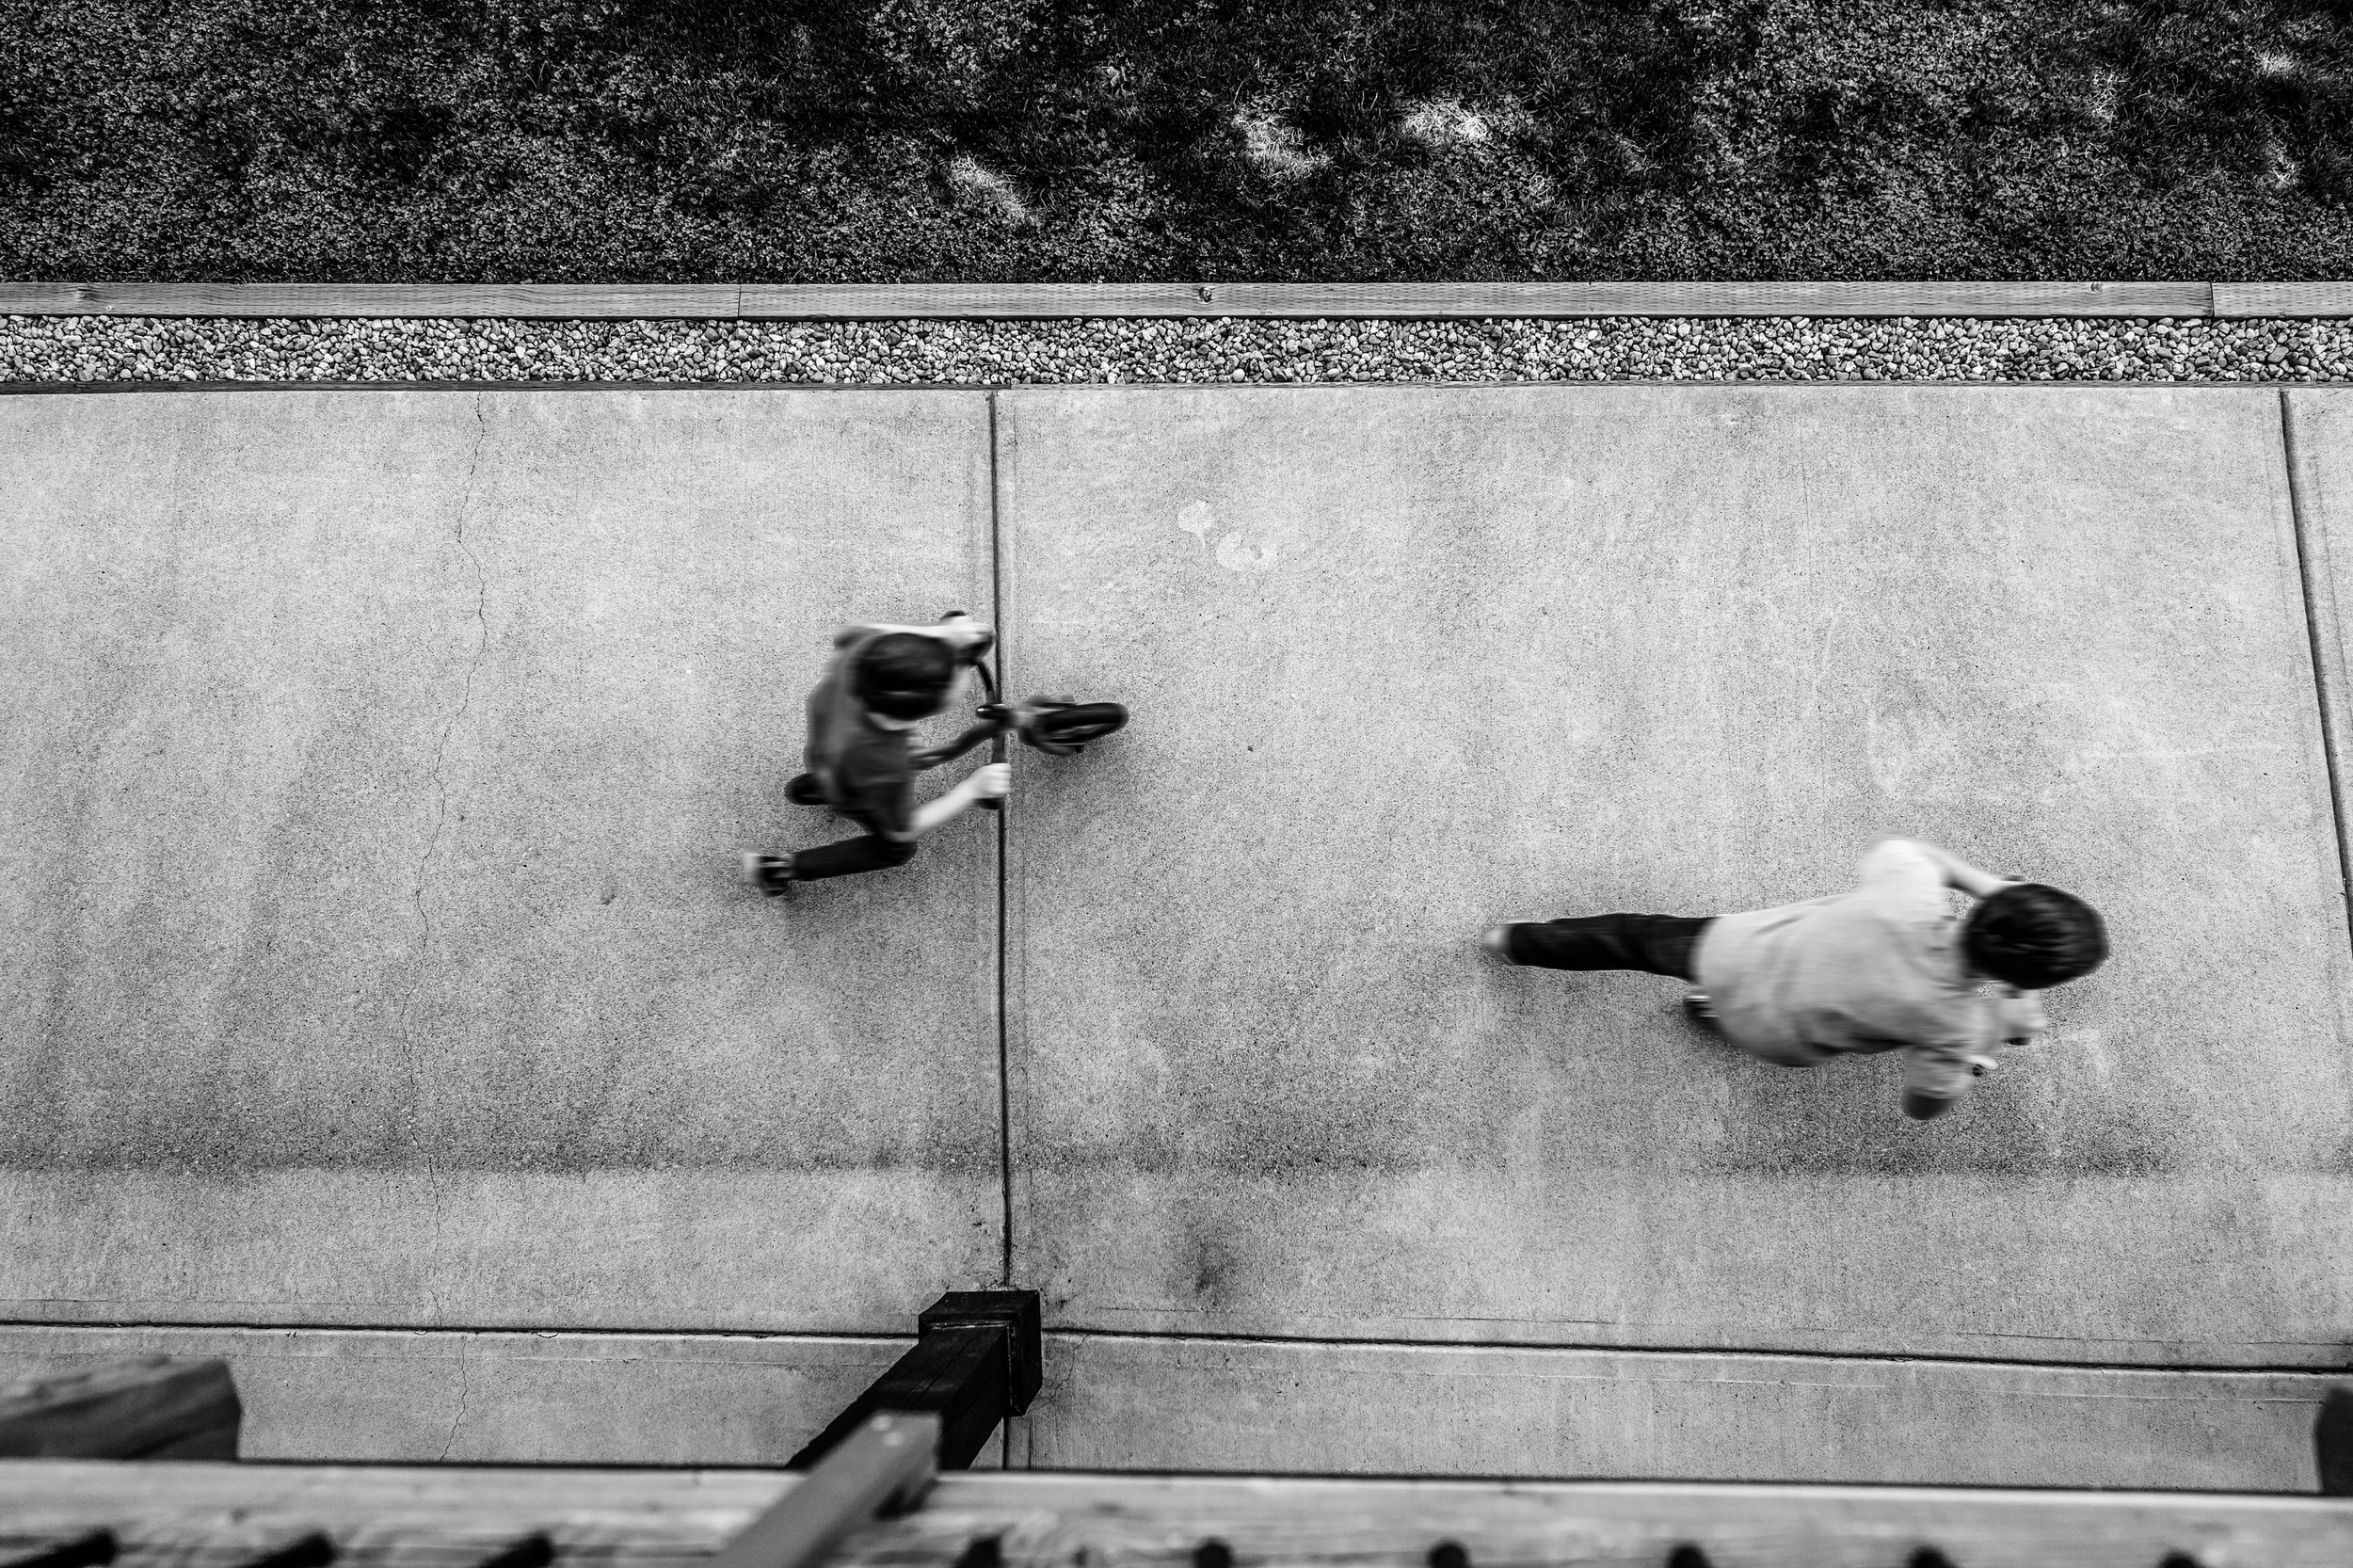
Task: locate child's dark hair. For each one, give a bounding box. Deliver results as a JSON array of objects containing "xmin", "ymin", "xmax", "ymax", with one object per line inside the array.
[
  {"xmin": 1961, "ymin": 884, "xmax": 2108, "ymax": 988},
  {"xmin": 854, "ymin": 632, "xmax": 955, "ymax": 720}
]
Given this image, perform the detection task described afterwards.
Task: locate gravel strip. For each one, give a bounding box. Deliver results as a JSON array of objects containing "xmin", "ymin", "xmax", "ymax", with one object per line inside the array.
[{"xmin": 7, "ymin": 313, "xmax": 2353, "ymax": 386}]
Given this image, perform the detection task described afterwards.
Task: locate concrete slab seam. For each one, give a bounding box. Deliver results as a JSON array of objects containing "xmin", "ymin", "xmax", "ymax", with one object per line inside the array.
[
  {"xmin": 994, "ymin": 400, "xmax": 1037, "ymax": 1309},
  {"xmin": 8, "ymin": 1320, "xmax": 2338, "ymax": 1382},
  {"xmin": 989, "ymin": 389, "xmax": 1015, "ymax": 1289},
  {"xmin": 0, "ymin": 1320, "xmax": 915, "ymax": 1348},
  {"xmin": 2279, "ymin": 389, "xmax": 2353, "ymax": 945},
  {"xmin": 1040, "ymin": 1328, "xmax": 2353, "ymax": 1381}
]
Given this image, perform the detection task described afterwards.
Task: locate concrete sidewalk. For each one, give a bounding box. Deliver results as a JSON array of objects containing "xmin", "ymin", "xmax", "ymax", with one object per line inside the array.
[{"xmin": 2, "ymin": 384, "xmax": 2348, "ymax": 1485}]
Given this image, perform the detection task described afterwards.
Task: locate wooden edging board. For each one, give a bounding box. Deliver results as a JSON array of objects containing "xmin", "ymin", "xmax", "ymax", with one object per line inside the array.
[
  {"xmin": 8, "ymin": 1462, "xmax": 2353, "ymax": 1568},
  {"xmin": 2, "ymin": 280, "xmax": 2350, "ymax": 319}
]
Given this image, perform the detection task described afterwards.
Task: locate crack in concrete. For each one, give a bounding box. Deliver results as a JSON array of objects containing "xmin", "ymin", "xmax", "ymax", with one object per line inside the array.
[
  {"xmin": 415, "ymin": 394, "xmax": 494, "ymax": 937},
  {"xmin": 403, "ymin": 395, "xmax": 493, "ymax": 1204},
  {"xmin": 439, "ymin": 1345, "xmax": 475, "ymax": 1461}
]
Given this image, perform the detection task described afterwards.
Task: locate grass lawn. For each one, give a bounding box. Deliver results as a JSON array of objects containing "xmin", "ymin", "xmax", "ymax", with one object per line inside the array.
[{"xmin": 4, "ymin": 0, "xmax": 2351, "ymax": 283}]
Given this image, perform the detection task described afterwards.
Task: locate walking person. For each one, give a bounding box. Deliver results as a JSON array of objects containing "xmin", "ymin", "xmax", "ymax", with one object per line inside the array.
[{"xmin": 1485, "ymin": 839, "xmax": 2107, "ymax": 1120}]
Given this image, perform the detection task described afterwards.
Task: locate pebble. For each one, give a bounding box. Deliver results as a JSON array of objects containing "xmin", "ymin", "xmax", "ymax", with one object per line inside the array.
[{"xmin": 2, "ymin": 314, "xmax": 2351, "ymax": 385}]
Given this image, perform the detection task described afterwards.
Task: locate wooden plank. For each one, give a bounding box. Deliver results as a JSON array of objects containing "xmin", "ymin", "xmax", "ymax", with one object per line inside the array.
[
  {"xmin": 0, "ymin": 284, "xmax": 742, "ymax": 318},
  {"xmin": 0, "ymin": 1531, "xmax": 117, "ymax": 1568},
  {"xmin": 0, "ymin": 1360, "xmax": 239, "ymax": 1461},
  {"xmin": 5, "ymin": 1464, "xmax": 2353, "ymax": 1568},
  {"xmin": 2217, "ymin": 283, "xmax": 2353, "ymax": 316},
  {"xmin": 744, "ymin": 280, "xmax": 2214, "ymax": 317},
  {"xmin": 0, "ymin": 281, "xmax": 2215, "ymax": 320},
  {"xmin": 743, "ymin": 283, "xmax": 1226, "ymax": 317},
  {"xmin": 334, "ymin": 1530, "xmax": 552, "ymax": 1568},
  {"xmin": 713, "ymin": 1416, "xmax": 936, "ymax": 1568},
  {"xmin": 847, "ymin": 1474, "xmax": 2353, "ymax": 1568},
  {"xmin": 0, "ymin": 1461, "xmax": 786, "ymax": 1535},
  {"xmin": 114, "ymin": 1529, "xmax": 330, "ymax": 1568}
]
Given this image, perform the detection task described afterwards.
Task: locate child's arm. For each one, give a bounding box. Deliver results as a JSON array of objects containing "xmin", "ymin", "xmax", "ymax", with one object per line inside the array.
[
  {"xmin": 909, "ymin": 719, "xmax": 999, "ymax": 772},
  {"xmin": 908, "ymin": 762, "xmax": 1010, "ymax": 836}
]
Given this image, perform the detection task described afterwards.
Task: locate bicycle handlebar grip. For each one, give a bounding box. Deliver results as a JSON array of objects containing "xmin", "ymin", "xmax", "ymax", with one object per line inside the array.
[{"xmin": 978, "ymin": 730, "xmax": 1007, "ymax": 812}]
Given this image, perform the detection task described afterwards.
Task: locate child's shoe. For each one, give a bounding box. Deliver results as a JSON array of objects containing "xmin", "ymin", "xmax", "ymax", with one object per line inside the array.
[
  {"xmin": 742, "ymin": 852, "xmax": 795, "ymax": 899},
  {"xmin": 1481, "ymin": 924, "xmax": 1522, "ymax": 963},
  {"xmin": 1682, "ymin": 990, "xmax": 1720, "ymax": 1032}
]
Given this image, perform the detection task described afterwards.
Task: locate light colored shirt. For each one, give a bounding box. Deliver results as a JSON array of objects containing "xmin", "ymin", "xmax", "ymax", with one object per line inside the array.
[{"xmin": 1692, "ymin": 840, "xmax": 1995, "ymax": 1105}]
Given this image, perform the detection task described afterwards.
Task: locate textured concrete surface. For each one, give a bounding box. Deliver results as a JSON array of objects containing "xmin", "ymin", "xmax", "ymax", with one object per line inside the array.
[
  {"xmin": 0, "ymin": 1324, "xmax": 921, "ymax": 1465},
  {"xmin": 999, "ymin": 385, "xmax": 2353, "ymax": 1365},
  {"xmin": 10, "ymin": 383, "xmax": 2352, "ymax": 1479},
  {"xmin": 1021, "ymin": 1334, "xmax": 2341, "ymax": 1489},
  {"xmin": 2284, "ymin": 391, "xmax": 2353, "ymax": 862},
  {"xmin": 3, "ymin": 1319, "xmax": 2322, "ymax": 1488},
  {"xmin": 0, "ymin": 388, "xmax": 1002, "ymax": 1329}
]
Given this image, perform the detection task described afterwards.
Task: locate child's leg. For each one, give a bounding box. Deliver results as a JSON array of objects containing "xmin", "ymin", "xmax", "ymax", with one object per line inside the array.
[
  {"xmin": 785, "ymin": 773, "xmax": 829, "ymax": 807},
  {"xmin": 1497, "ymin": 913, "xmax": 1714, "ymax": 981},
  {"xmin": 786, "ymin": 834, "xmax": 920, "ymax": 882}
]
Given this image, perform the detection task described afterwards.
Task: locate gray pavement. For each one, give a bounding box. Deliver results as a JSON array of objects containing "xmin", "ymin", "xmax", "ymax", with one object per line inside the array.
[
  {"xmin": 1003, "ymin": 385, "xmax": 2352, "ymax": 1367},
  {"xmin": 0, "ymin": 389, "xmax": 1003, "ymax": 1330},
  {"xmin": 3, "ymin": 384, "xmax": 2349, "ymax": 1483}
]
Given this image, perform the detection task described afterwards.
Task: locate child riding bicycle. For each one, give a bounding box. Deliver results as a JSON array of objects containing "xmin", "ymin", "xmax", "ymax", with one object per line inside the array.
[{"xmin": 742, "ymin": 611, "xmax": 1122, "ymax": 896}]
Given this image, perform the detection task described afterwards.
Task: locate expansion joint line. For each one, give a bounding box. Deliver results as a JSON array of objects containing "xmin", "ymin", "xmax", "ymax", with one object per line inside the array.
[
  {"xmin": 2279, "ymin": 389, "xmax": 2353, "ymax": 944},
  {"xmin": 988, "ymin": 390, "xmax": 1014, "ymax": 1289}
]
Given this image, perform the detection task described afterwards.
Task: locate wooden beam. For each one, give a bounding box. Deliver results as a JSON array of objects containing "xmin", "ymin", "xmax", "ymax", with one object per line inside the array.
[
  {"xmin": 788, "ymin": 1293, "xmax": 1040, "ymax": 1470},
  {"xmin": 0, "ymin": 1359, "xmax": 240, "ymax": 1461},
  {"xmin": 0, "ymin": 284, "xmax": 742, "ymax": 318},
  {"xmin": 0, "ymin": 280, "xmax": 2221, "ymax": 320},
  {"xmin": 713, "ymin": 1416, "xmax": 936, "ymax": 1568},
  {"xmin": 0, "ymin": 1531, "xmax": 116, "ymax": 1568},
  {"xmin": 2216, "ymin": 283, "xmax": 2353, "ymax": 317},
  {"xmin": 336, "ymin": 1530, "xmax": 552, "ymax": 1568},
  {"xmin": 6, "ymin": 1463, "xmax": 2352, "ymax": 1568},
  {"xmin": 744, "ymin": 280, "xmax": 2216, "ymax": 317}
]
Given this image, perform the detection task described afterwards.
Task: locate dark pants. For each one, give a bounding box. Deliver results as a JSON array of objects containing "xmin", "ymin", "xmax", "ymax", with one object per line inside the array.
[
  {"xmin": 780, "ymin": 718, "xmax": 999, "ymax": 884},
  {"xmin": 1506, "ymin": 913, "xmax": 1716, "ymax": 982},
  {"xmin": 783, "ymin": 773, "xmax": 920, "ymax": 883}
]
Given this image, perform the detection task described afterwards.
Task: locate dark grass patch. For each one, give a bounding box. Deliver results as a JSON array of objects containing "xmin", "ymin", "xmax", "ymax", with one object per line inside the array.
[{"xmin": 4, "ymin": 0, "xmax": 2353, "ymax": 282}]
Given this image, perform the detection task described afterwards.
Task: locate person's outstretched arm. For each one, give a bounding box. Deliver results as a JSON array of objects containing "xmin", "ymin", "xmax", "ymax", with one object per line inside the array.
[{"xmin": 1876, "ymin": 838, "xmax": 2019, "ymax": 900}]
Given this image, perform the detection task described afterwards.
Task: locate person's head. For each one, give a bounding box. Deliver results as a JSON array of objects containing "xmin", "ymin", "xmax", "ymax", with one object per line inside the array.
[
  {"xmin": 1961, "ymin": 883, "xmax": 2108, "ymax": 989},
  {"xmin": 853, "ymin": 632, "xmax": 955, "ymax": 722}
]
